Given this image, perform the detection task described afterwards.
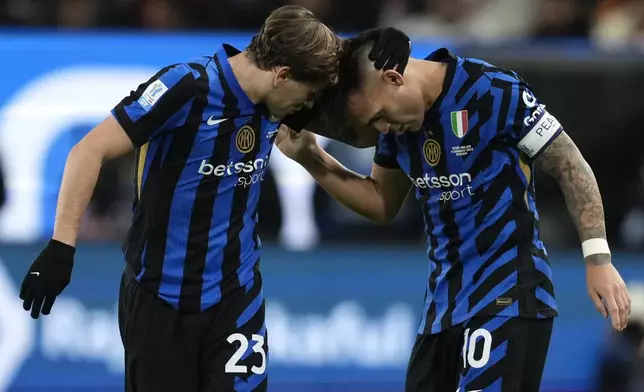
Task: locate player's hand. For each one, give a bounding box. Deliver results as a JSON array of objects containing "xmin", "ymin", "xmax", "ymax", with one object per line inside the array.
[
  {"xmin": 19, "ymin": 239, "xmax": 75, "ymax": 319},
  {"xmin": 359, "ymin": 27, "xmax": 411, "ymax": 74},
  {"xmin": 586, "ymin": 259, "xmax": 631, "ymax": 331},
  {"xmin": 275, "ymin": 125, "xmax": 318, "ymax": 162}
]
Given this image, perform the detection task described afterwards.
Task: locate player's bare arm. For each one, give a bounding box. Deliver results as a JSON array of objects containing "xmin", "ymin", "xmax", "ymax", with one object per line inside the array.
[
  {"xmin": 534, "ymin": 130, "xmax": 631, "ymax": 330},
  {"xmin": 534, "ymin": 131, "xmax": 606, "ymax": 258},
  {"xmin": 53, "ymin": 115, "xmax": 134, "ymax": 246},
  {"xmin": 276, "ymin": 127, "xmax": 410, "ymax": 222}
]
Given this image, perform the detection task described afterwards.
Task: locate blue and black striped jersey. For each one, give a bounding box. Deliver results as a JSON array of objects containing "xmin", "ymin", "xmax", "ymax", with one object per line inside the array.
[
  {"xmin": 374, "ymin": 49, "xmax": 561, "ymax": 334},
  {"xmin": 112, "ymin": 44, "xmax": 280, "ymax": 312}
]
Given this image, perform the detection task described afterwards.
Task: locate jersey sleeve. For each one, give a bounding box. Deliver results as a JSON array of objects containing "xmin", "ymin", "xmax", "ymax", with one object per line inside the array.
[
  {"xmin": 111, "ymin": 63, "xmax": 197, "ymax": 147},
  {"xmin": 373, "ymin": 132, "xmax": 399, "ymax": 169},
  {"xmin": 497, "ymin": 79, "xmax": 563, "ymax": 160}
]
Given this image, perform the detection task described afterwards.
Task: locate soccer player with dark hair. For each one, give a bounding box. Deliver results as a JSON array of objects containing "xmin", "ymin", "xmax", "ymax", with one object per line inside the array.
[
  {"xmin": 17, "ymin": 7, "xmax": 409, "ymax": 391},
  {"xmin": 278, "ymin": 37, "xmax": 633, "ymax": 391}
]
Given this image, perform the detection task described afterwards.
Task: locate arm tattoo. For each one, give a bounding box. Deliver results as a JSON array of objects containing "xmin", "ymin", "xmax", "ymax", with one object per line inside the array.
[{"xmin": 534, "ymin": 131, "xmax": 608, "ymax": 265}]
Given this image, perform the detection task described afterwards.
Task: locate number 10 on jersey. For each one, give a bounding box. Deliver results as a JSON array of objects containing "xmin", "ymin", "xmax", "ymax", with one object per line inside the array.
[
  {"xmin": 225, "ymin": 333, "xmax": 267, "ymax": 375},
  {"xmin": 462, "ymin": 328, "xmax": 492, "ymax": 369}
]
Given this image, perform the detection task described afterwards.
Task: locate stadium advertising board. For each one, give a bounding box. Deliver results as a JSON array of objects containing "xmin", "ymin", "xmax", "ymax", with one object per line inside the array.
[{"xmin": 0, "ymin": 245, "xmax": 642, "ymax": 391}]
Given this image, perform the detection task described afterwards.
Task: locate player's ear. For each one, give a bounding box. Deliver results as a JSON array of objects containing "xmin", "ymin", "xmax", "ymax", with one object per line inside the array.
[
  {"xmin": 273, "ymin": 67, "xmax": 290, "ymax": 87},
  {"xmin": 382, "ymin": 69, "xmax": 403, "ymax": 86}
]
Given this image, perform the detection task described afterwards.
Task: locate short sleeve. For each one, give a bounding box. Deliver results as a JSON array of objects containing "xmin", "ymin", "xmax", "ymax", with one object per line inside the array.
[
  {"xmin": 498, "ymin": 79, "xmax": 563, "ymax": 160},
  {"xmin": 373, "ymin": 132, "xmax": 399, "ymax": 169},
  {"xmin": 111, "ymin": 63, "xmax": 197, "ymax": 147}
]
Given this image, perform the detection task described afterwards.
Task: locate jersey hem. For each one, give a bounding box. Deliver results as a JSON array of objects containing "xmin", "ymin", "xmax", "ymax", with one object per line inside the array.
[{"xmin": 422, "ymin": 308, "xmax": 559, "ymax": 335}]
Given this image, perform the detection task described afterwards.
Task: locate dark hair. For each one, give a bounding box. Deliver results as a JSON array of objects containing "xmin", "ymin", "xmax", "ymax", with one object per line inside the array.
[
  {"xmin": 290, "ymin": 37, "xmax": 379, "ymax": 141},
  {"xmin": 246, "ymin": 6, "xmax": 342, "ymax": 85},
  {"xmin": 339, "ymin": 37, "xmax": 377, "ymax": 93},
  {"xmin": 313, "ymin": 37, "xmax": 376, "ymax": 124}
]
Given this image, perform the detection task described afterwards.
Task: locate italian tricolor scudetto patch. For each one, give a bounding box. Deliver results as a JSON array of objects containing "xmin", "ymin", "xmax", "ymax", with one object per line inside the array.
[{"xmin": 450, "ymin": 110, "xmax": 469, "ymax": 138}]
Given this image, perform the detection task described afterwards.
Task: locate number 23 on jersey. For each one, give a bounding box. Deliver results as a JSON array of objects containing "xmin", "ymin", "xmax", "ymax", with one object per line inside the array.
[{"xmin": 225, "ymin": 333, "xmax": 267, "ymax": 375}]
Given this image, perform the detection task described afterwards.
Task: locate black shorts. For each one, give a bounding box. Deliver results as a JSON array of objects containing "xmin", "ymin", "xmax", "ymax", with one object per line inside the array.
[
  {"xmin": 118, "ymin": 267, "xmax": 268, "ymax": 392},
  {"xmin": 405, "ymin": 316, "xmax": 553, "ymax": 392}
]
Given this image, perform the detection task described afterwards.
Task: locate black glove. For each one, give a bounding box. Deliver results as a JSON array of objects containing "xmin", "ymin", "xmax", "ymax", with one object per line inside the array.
[
  {"xmin": 20, "ymin": 239, "xmax": 75, "ymax": 319},
  {"xmin": 359, "ymin": 27, "xmax": 411, "ymax": 74}
]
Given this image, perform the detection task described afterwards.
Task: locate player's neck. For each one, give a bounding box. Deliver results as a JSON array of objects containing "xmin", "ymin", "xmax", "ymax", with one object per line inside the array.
[
  {"xmin": 227, "ymin": 51, "xmax": 273, "ymax": 105},
  {"xmin": 409, "ymin": 59, "xmax": 448, "ymax": 111}
]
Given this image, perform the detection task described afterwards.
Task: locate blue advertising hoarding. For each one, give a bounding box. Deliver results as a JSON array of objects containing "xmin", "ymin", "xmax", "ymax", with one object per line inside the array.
[{"xmin": 0, "ymin": 244, "xmax": 641, "ymax": 391}]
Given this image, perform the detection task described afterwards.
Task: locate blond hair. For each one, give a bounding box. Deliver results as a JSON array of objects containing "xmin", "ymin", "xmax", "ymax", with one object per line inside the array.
[{"xmin": 246, "ymin": 5, "xmax": 342, "ymax": 85}]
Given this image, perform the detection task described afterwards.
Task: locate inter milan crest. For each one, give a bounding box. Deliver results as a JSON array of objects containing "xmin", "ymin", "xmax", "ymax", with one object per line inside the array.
[
  {"xmin": 450, "ymin": 110, "xmax": 469, "ymax": 139},
  {"xmin": 236, "ymin": 126, "xmax": 255, "ymax": 153},
  {"xmin": 423, "ymin": 139, "xmax": 441, "ymax": 166}
]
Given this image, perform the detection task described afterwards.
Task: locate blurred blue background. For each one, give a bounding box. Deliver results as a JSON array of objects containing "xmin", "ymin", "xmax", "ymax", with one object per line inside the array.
[
  {"xmin": 0, "ymin": 0, "xmax": 644, "ymax": 391},
  {"xmin": 0, "ymin": 245, "xmax": 642, "ymax": 392}
]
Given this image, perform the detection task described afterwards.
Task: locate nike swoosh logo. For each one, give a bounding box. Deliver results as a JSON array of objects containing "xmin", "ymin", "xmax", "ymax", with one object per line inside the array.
[
  {"xmin": 207, "ymin": 116, "xmax": 229, "ymax": 126},
  {"xmin": 30, "ymin": 272, "xmax": 40, "ymax": 276}
]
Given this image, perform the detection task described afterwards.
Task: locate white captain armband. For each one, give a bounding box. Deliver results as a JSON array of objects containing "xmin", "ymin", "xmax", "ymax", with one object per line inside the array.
[
  {"xmin": 516, "ymin": 109, "xmax": 562, "ymax": 158},
  {"xmin": 582, "ymin": 238, "xmax": 611, "ymax": 258}
]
